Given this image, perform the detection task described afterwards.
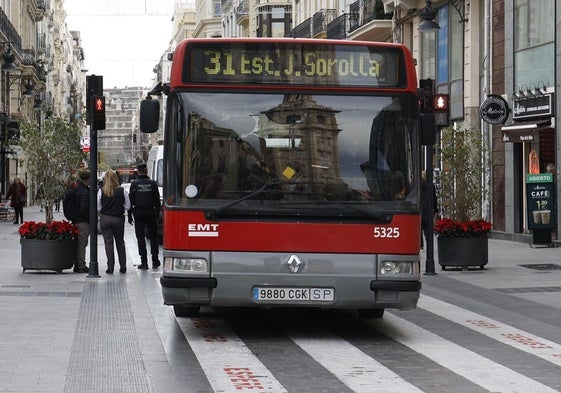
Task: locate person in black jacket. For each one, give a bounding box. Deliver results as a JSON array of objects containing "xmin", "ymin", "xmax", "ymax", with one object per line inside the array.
[
  {"xmin": 128, "ymin": 162, "xmax": 161, "ymax": 269},
  {"xmin": 97, "ymin": 170, "xmax": 130, "ymax": 274},
  {"xmin": 421, "ymin": 170, "xmax": 438, "ymax": 250},
  {"xmin": 73, "ymin": 171, "xmax": 91, "ymax": 273}
]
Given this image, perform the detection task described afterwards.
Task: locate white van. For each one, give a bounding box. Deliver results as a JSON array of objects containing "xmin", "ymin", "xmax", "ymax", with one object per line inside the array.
[
  {"xmin": 147, "ymin": 145, "xmax": 163, "ymax": 197},
  {"xmin": 147, "ymin": 145, "xmax": 164, "ymax": 242}
]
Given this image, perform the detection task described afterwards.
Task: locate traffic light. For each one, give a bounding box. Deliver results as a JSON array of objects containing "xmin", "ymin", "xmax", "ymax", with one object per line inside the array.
[
  {"xmin": 433, "ymin": 93, "xmax": 450, "ymax": 127},
  {"xmin": 92, "ymin": 95, "xmax": 106, "ymax": 130},
  {"xmin": 86, "ymin": 75, "xmax": 103, "ymax": 125}
]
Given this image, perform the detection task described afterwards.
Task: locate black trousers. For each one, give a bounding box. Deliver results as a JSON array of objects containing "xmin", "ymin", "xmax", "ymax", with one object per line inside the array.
[{"xmin": 133, "ymin": 209, "xmax": 159, "ymax": 264}]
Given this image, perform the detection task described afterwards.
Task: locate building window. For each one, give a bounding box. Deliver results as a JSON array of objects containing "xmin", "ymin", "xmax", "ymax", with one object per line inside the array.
[
  {"xmin": 514, "ymin": 0, "xmax": 554, "ymax": 88},
  {"xmin": 257, "ymin": 6, "xmax": 291, "ymax": 37},
  {"xmin": 213, "ymin": 0, "xmax": 221, "ymax": 17},
  {"xmin": 435, "ymin": 5, "xmax": 463, "ymax": 120}
]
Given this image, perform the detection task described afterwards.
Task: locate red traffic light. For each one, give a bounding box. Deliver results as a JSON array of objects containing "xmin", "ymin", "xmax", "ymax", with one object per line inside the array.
[
  {"xmin": 433, "ymin": 94, "xmax": 449, "ymax": 111},
  {"xmin": 94, "ymin": 96, "xmax": 105, "ymax": 112},
  {"xmin": 432, "ymin": 94, "xmax": 450, "ymax": 127},
  {"xmin": 92, "ymin": 95, "xmax": 106, "ymax": 130}
]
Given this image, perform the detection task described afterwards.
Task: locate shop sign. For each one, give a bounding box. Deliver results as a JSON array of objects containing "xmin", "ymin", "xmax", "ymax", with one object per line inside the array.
[
  {"xmin": 513, "ymin": 93, "xmax": 554, "ymax": 120},
  {"xmin": 480, "ymin": 94, "xmax": 509, "ymax": 124},
  {"xmin": 526, "ymin": 173, "xmax": 554, "ymax": 229}
]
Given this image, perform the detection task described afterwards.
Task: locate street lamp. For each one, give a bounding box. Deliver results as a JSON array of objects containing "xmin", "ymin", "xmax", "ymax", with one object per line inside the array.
[
  {"xmin": 418, "ymin": 0, "xmax": 468, "ymax": 33},
  {"xmin": 418, "ymin": 0, "xmax": 440, "ymax": 33}
]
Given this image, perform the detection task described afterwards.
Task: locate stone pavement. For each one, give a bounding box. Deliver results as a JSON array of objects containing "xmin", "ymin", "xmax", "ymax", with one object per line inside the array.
[
  {"xmin": 0, "ymin": 205, "xmax": 560, "ymax": 392},
  {"xmin": 0, "ymin": 205, "xmax": 179, "ymax": 393}
]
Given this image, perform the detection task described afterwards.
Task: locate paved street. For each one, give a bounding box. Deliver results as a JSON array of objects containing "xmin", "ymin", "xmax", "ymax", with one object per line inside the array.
[{"xmin": 1, "ymin": 206, "xmax": 561, "ymax": 392}]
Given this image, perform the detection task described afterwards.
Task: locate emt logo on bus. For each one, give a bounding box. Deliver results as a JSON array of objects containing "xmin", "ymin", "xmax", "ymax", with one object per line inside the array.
[{"xmin": 188, "ymin": 223, "xmax": 219, "ymax": 237}]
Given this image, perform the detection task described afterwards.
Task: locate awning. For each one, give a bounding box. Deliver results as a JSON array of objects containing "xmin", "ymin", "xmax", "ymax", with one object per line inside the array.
[{"xmin": 501, "ymin": 119, "xmax": 552, "ymax": 143}]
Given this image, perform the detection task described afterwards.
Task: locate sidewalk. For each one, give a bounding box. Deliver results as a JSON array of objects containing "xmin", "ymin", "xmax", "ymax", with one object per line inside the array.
[
  {"xmin": 0, "ymin": 206, "xmax": 560, "ymax": 392},
  {"xmin": 0, "ymin": 206, "xmax": 177, "ymax": 393}
]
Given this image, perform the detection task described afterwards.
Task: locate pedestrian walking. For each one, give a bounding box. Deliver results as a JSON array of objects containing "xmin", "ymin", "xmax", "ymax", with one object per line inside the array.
[
  {"xmin": 421, "ymin": 170, "xmax": 438, "ymax": 249},
  {"xmin": 5, "ymin": 177, "xmax": 27, "ymax": 224},
  {"xmin": 70, "ymin": 171, "xmax": 91, "ymax": 273},
  {"xmin": 128, "ymin": 162, "xmax": 161, "ymax": 269},
  {"xmin": 97, "ymin": 170, "xmax": 130, "ymax": 274}
]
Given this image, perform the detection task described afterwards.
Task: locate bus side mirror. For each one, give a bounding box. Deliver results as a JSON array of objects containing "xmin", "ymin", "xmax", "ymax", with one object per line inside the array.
[
  {"xmin": 420, "ymin": 113, "xmax": 436, "ymax": 146},
  {"xmin": 140, "ymin": 98, "xmax": 160, "ymax": 133}
]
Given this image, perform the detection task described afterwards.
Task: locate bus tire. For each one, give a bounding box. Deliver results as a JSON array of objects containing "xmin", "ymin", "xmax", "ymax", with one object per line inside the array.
[
  {"xmin": 173, "ymin": 305, "xmax": 200, "ymax": 318},
  {"xmin": 358, "ymin": 308, "xmax": 385, "ymax": 318}
]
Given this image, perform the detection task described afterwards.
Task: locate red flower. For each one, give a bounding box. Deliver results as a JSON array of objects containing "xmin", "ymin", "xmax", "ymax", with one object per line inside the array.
[
  {"xmin": 18, "ymin": 220, "xmax": 79, "ymax": 240},
  {"xmin": 434, "ymin": 218, "xmax": 492, "ymax": 238}
]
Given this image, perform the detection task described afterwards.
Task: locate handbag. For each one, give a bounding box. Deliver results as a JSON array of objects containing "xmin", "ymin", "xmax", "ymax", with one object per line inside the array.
[{"xmin": 21, "ymin": 196, "xmax": 27, "ymax": 204}]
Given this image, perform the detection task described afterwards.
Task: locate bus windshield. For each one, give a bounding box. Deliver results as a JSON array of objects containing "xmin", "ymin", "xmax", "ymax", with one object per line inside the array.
[{"xmin": 166, "ymin": 92, "xmax": 419, "ymax": 217}]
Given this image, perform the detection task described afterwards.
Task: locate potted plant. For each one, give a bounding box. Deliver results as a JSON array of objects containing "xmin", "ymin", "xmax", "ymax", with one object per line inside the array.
[
  {"xmin": 16, "ymin": 115, "xmax": 84, "ymax": 272},
  {"xmin": 436, "ymin": 124, "xmax": 491, "ymax": 269},
  {"xmin": 19, "ymin": 220, "xmax": 80, "ymax": 272}
]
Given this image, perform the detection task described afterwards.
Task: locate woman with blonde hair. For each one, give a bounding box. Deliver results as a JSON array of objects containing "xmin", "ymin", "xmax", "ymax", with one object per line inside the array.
[{"xmin": 97, "ymin": 170, "xmax": 130, "ymax": 274}]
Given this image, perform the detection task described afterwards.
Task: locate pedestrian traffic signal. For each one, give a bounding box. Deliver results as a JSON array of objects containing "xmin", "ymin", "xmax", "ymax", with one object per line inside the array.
[
  {"xmin": 92, "ymin": 95, "xmax": 106, "ymax": 130},
  {"xmin": 86, "ymin": 75, "xmax": 103, "ymax": 125},
  {"xmin": 433, "ymin": 93, "xmax": 450, "ymax": 127}
]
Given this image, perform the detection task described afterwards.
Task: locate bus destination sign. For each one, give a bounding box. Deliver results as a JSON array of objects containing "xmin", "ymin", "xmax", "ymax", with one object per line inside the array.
[{"xmin": 185, "ymin": 42, "xmax": 405, "ymax": 88}]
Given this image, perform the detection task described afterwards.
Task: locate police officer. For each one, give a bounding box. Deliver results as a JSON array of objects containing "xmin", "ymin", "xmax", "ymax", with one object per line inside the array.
[{"xmin": 128, "ymin": 162, "xmax": 161, "ymax": 269}]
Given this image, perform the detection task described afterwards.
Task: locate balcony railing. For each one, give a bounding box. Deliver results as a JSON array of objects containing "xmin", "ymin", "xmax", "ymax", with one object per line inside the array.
[
  {"xmin": 291, "ymin": 17, "xmax": 311, "ymax": 38},
  {"xmin": 235, "ymin": 0, "xmax": 248, "ymax": 23},
  {"xmin": 348, "ymin": 0, "xmax": 392, "ymax": 33},
  {"xmin": 0, "ymin": 8, "xmax": 22, "ymax": 54},
  {"xmin": 312, "ymin": 9, "xmax": 337, "ymax": 37},
  {"xmin": 22, "ymin": 47, "xmax": 36, "ymax": 66},
  {"xmin": 326, "ymin": 14, "xmax": 347, "ymax": 40}
]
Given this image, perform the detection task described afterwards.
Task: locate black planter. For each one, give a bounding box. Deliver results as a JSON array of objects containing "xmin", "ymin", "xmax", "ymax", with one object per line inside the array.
[
  {"xmin": 437, "ymin": 236, "xmax": 488, "ymax": 270},
  {"xmin": 21, "ymin": 238, "xmax": 77, "ymax": 273}
]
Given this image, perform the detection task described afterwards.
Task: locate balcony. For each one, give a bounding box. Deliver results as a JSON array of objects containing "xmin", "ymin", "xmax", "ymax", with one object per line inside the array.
[
  {"xmin": 312, "ymin": 9, "xmax": 337, "ymax": 38},
  {"xmin": 30, "ymin": 0, "xmax": 46, "ymax": 21},
  {"xmin": 0, "ymin": 8, "xmax": 22, "ymax": 54},
  {"xmin": 235, "ymin": 0, "xmax": 249, "ymax": 25},
  {"xmin": 347, "ymin": 0, "xmax": 393, "ymax": 42},
  {"xmin": 326, "ymin": 14, "xmax": 347, "ymax": 40},
  {"xmin": 291, "ymin": 17, "xmax": 311, "ymax": 38}
]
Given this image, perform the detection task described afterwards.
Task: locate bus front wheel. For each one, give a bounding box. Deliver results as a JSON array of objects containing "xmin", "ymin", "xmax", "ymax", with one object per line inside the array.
[{"xmin": 173, "ymin": 305, "xmax": 200, "ymax": 318}]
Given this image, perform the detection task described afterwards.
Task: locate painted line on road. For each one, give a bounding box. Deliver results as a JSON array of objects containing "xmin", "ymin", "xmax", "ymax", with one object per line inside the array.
[
  {"xmin": 286, "ymin": 328, "xmax": 424, "ymax": 393},
  {"xmin": 366, "ymin": 314, "xmax": 559, "ymax": 393},
  {"xmin": 419, "ymin": 295, "xmax": 561, "ymax": 365},
  {"xmin": 176, "ymin": 316, "xmax": 287, "ymax": 393}
]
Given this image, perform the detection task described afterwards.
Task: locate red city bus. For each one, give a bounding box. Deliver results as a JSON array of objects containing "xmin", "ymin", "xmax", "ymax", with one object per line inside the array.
[{"xmin": 140, "ymin": 38, "xmax": 427, "ymax": 318}]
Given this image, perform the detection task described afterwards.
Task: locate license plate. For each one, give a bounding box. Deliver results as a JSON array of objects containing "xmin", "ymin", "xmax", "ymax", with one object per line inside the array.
[{"xmin": 253, "ymin": 287, "xmax": 334, "ymax": 302}]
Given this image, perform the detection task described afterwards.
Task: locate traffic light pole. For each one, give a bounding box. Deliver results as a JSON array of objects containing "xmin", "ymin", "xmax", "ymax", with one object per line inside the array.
[
  {"xmin": 87, "ymin": 123, "xmax": 100, "ymax": 278},
  {"xmin": 85, "ymin": 75, "xmax": 103, "ymax": 278}
]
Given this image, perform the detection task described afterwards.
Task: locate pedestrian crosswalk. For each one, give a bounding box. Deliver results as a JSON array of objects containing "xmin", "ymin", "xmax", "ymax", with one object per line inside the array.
[{"xmin": 171, "ymin": 295, "xmax": 561, "ymax": 393}]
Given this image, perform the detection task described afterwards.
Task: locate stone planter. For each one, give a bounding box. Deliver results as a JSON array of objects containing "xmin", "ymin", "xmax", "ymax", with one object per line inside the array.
[
  {"xmin": 437, "ymin": 236, "xmax": 488, "ymax": 270},
  {"xmin": 21, "ymin": 238, "xmax": 77, "ymax": 273}
]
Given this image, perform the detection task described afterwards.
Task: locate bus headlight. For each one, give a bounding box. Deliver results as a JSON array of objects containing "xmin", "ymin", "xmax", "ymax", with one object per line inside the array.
[
  {"xmin": 379, "ymin": 261, "xmax": 418, "ymax": 275},
  {"xmin": 164, "ymin": 257, "xmax": 208, "ymax": 272}
]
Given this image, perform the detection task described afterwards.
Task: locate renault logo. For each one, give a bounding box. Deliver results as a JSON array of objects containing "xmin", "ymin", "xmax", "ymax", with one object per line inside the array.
[{"xmin": 286, "ymin": 255, "xmax": 303, "ymax": 273}]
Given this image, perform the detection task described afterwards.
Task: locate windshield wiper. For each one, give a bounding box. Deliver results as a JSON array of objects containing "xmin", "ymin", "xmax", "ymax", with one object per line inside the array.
[{"xmin": 205, "ymin": 182, "xmax": 284, "ymax": 219}]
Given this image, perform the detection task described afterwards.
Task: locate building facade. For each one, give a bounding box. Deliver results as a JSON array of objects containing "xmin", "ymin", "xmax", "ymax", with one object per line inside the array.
[
  {"xmin": 101, "ymin": 87, "xmax": 150, "ymax": 169},
  {"xmin": 0, "ymin": 0, "xmax": 85, "ymax": 201}
]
